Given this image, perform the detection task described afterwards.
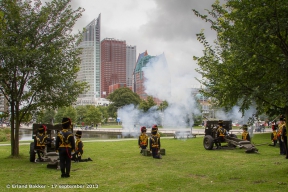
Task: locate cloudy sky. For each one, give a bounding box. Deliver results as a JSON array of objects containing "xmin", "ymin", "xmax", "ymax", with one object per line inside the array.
[{"xmin": 65, "ymin": 0, "xmax": 225, "ymax": 87}]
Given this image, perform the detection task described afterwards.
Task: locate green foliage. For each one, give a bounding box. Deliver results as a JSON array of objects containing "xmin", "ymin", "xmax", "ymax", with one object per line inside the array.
[
  {"xmin": 0, "ymin": 128, "xmax": 10, "ymax": 142},
  {"xmin": 84, "ymin": 105, "xmax": 102, "ymax": 125},
  {"xmin": 107, "ymin": 87, "xmax": 141, "ymax": 118},
  {"xmin": 192, "ymin": 0, "xmax": 288, "ymax": 118},
  {"xmin": 54, "ymin": 107, "xmax": 66, "ymax": 124},
  {"xmin": 41, "ymin": 109, "xmax": 56, "ymax": 124},
  {"xmin": 75, "ymin": 105, "xmax": 87, "ymax": 125},
  {"xmin": 139, "ymin": 96, "xmax": 157, "ymax": 112},
  {"xmin": 158, "ymin": 100, "xmax": 169, "ymax": 111},
  {"xmin": 0, "ymin": 0, "xmax": 88, "ymax": 156},
  {"xmin": 64, "ymin": 106, "xmax": 77, "ymax": 123}
]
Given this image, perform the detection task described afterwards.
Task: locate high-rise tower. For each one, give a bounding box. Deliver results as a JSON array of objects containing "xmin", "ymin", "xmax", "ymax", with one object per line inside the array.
[
  {"xmin": 77, "ymin": 14, "xmax": 101, "ymax": 101},
  {"xmin": 101, "ymin": 38, "xmax": 126, "ymax": 98},
  {"xmin": 126, "ymin": 45, "xmax": 136, "ymax": 88}
]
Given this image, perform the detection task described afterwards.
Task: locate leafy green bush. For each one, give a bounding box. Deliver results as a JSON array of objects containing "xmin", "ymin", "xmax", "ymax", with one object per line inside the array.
[{"xmin": 0, "ymin": 128, "xmax": 10, "ymax": 142}]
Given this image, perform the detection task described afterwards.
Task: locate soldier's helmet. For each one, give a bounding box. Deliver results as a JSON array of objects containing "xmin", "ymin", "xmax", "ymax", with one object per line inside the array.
[
  {"xmin": 242, "ymin": 124, "xmax": 248, "ymax": 130},
  {"xmin": 75, "ymin": 131, "xmax": 82, "ymax": 138},
  {"xmin": 141, "ymin": 126, "xmax": 147, "ymax": 133},
  {"xmin": 218, "ymin": 120, "xmax": 223, "ymax": 126},
  {"xmin": 62, "ymin": 117, "xmax": 72, "ymax": 129},
  {"xmin": 280, "ymin": 115, "xmax": 286, "ymax": 121},
  {"xmin": 151, "ymin": 125, "xmax": 158, "ymax": 135},
  {"xmin": 38, "ymin": 125, "xmax": 45, "ymax": 133}
]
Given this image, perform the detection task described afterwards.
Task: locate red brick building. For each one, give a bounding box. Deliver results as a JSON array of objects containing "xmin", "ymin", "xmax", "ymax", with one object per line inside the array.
[{"xmin": 101, "ymin": 38, "xmax": 126, "ymax": 98}]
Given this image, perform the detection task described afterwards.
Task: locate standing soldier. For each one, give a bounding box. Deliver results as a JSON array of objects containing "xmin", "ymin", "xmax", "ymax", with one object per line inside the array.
[
  {"xmin": 277, "ymin": 115, "xmax": 286, "ymax": 155},
  {"xmin": 270, "ymin": 125, "xmax": 278, "ymax": 146},
  {"xmin": 241, "ymin": 124, "xmax": 251, "ymax": 141},
  {"xmin": 280, "ymin": 116, "xmax": 287, "ymax": 158},
  {"xmin": 72, "ymin": 130, "xmax": 92, "ymax": 162},
  {"xmin": 138, "ymin": 126, "xmax": 148, "ymax": 154},
  {"xmin": 215, "ymin": 120, "xmax": 227, "ymax": 149},
  {"xmin": 34, "ymin": 125, "xmax": 48, "ymax": 162},
  {"xmin": 56, "ymin": 117, "xmax": 75, "ymax": 178},
  {"xmin": 149, "ymin": 125, "xmax": 162, "ymax": 159}
]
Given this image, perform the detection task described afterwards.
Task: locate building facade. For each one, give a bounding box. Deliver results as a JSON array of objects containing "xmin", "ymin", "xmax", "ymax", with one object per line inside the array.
[
  {"xmin": 126, "ymin": 45, "xmax": 136, "ymax": 88},
  {"xmin": 133, "ymin": 51, "xmax": 165, "ymax": 105},
  {"xmin": 77, "ymin": 14, "xmax": 101, "ymax": 100},
  {"xmin": 101, "ymin": 38, "xmax": 126, "ymax": 98}
]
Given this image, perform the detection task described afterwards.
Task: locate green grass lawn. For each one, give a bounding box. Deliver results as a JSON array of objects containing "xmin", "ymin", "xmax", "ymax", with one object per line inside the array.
[{"xmin": 0, "ymin": 133, "xmax": 287, "ymax": 192}]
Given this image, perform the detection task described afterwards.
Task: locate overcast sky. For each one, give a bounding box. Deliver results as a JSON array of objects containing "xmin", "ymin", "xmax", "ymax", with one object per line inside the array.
[{"xmin": 43, "ymin": 0, "xmax": 225, "ymax": 87}]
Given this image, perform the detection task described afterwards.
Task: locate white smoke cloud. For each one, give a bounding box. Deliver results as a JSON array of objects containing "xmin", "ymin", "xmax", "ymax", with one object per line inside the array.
[
  {"xmin": 215, "ymin": 106, "xmax": 257, "ymax": 125},
  {"xmin": 118, "ymin": 53, "xmax": 201, "ymax": 135}
]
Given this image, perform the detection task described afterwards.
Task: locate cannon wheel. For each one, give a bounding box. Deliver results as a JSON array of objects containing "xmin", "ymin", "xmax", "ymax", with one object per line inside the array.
[
  {"xmin": 203, "ymin": 135, "xmax": 214, "ymax": 150},
  {"xmin": 29, "ymin": 142, "xmax": 36, "ymax": 162}
]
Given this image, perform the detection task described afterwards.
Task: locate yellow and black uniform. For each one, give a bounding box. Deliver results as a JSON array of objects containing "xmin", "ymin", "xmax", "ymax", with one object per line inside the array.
[
  {"xmin": 55, "ymin": 117, "xmax": 75, "ymax": 178},
  {"xmin": 34, "ymin": 125, "xmax": 48, "ymax": 161},
  {"xmin": 215, "ymin": 120, "xmax": 227, "ymax": 149},
  {"xmin": 149, "ymin": 125, "xmax": 162, "ymax": 159},
  {"xmin": 278, "ymin": 115, "xmax": 286, "ymax": 155},
  {"xmin": 271, "ymin": 127, "xmax": 278, "ymax": 146},
  {"xmin": 72, "ymin": 131, "xmax": 92, "ymax": 162},
  {"xmin": 280, "ymin": 116, "xmax": 287, "ymax": 158},
  {"xmin": 241, "ymin": 125, "xmax": 251, "ymax": 141},
  {"xmin": 138, "ymin": 126, "xmax": 148, "ymax": 153}
]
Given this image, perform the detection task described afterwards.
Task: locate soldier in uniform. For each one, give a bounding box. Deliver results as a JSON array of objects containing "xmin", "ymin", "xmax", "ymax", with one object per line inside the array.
[
  {"xmin": 138, "ymin": 126, "xmax": 148, "ymax": 154},
  {"xmin": 215, "ymin": 120, "xmax": 227, "ymax": 149},
  {"xmin": 270, "ymin": 125, "xmax": 278, "ymax": 146},
  {"xmin": 55, "ymin": 117, "xmax": 75, "ymax": 178},
  {"xmin": 34, "ymin": 125, "xmax": 48, "ymax": 162},
  {"xmin": 241, "ymin": 124, "xmax": 251, "ymax": 141},
  {"xmin": 277, "ymin": 115, "xmax": 286, "ymax": 155},
  {"xmin": 280, "ymin": 116, "xmax": 287, "ymax": 158},
  {"xmin": 149, "ymin": 125, "xmax": 162, "ymax": 159},
  {"xmin": 72, "ymin": 130, "xmax": 92, "ymax": 162}
]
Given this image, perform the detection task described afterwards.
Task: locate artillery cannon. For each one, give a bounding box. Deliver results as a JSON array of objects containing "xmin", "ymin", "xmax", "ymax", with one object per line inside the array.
[
  {"xmin": 203, "ymin": 120, "xmax": 258, "ymax": 153},
  {"xmin": 29, "ymin": 124, "xmax": 73, "ymax": 163}
]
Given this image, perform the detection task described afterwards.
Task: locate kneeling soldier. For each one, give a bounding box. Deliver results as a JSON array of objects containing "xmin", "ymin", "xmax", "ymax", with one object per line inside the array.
[
  {"xmin": 72, "ymin": 130, "xmax": 92, "ymax": 162},
  {"xmin": 34, "ymin": 125, "xmax": 48, "ymax": 162},
  {"xmin": 138, "ymin": 126, "xmax": 148, "ymax": 154},
  {"xmin": 149, "ymin": 125, "xmax": 162, "ymax": 159}
]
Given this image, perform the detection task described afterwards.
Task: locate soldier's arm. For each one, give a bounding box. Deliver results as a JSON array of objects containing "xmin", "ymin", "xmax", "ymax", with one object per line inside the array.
[
  {"xmin": 78, "ymin": 141, "xmax": 83, "ymax": 152},
  {"xmin": 34, "ymin": 136, "xmax": 37, "ymax": 149},
  {"xmin": 70, "ymin": 135, "xmax": 76, "ymax": 152},
  {"xmin": 158, "ymin": 137, "xmax": 161, "ymax": 149}
]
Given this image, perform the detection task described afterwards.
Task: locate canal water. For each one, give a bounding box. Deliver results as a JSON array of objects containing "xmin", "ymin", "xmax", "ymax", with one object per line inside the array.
[{"xmin": 19, "ymin": 129, "xmax": 135, "ymax": 141}]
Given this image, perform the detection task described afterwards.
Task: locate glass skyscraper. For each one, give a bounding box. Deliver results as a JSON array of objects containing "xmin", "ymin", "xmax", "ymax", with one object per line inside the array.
[{"xmin": 77, "ymin": 14, "xmax": 101, "ymax": 100}]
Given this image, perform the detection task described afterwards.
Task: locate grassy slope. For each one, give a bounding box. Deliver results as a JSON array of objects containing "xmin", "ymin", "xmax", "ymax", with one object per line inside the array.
[{"xmin": 0, "ymin": 133, "xmax": 287, "ymax": 192}]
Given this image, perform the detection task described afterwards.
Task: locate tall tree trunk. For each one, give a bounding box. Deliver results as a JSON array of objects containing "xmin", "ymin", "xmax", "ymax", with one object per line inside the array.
[{"xmin": 10, "ymin": 103, "xmax": 15, "ymax": 156}]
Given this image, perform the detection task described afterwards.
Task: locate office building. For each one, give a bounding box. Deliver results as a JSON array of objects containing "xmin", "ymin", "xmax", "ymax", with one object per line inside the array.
[
  {"xmin": 101, "ymin": 38, "xmax": 126, "ymax": 98},
  {"xmin": 77, "ymin": 14, "xmax": 101, "ymax": 103},
  {"xmin": 126, "ymin": 45, "xmax": 136, "ymax": 88}
]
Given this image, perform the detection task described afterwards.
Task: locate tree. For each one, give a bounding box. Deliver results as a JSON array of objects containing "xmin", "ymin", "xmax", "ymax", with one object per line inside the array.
[
  {"xmin": 84, "ymin": 105, "xmax": 102, "ymax": 126},
  {"xmin": 107, "ymin": 87, "xmax": 141, "ymax": 118},
  {"xmin": 75, "ymin": 105, "xmax": 87, "ymax": 125},
  {"xmin": 0, "ymin": 0, "xmax": 88, "ymax": 156},
  {"xmin": 139, "ymin": 96, "xmax": 157, "ymax": 112},
  {"xmin": 158, "ymin": 100, "xmax": 169, "ymax": 112},
  {"xmin": 98, "ymin": 106, "xmax": 109, "ymax": 124},
  {"xmin": 192, "ymin": 0, "xmax": 288, "ymax": 120},
  {"xmin": 54, "ymin": 107, "xmax": 66, "ymax": 124},
  {"xmin": 41, "ymin": 109, "xmax": 56, "ymax": 124},
  {"xmin": 64, "ymin": 106, "xmax": 77, "ymax": 123}
]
